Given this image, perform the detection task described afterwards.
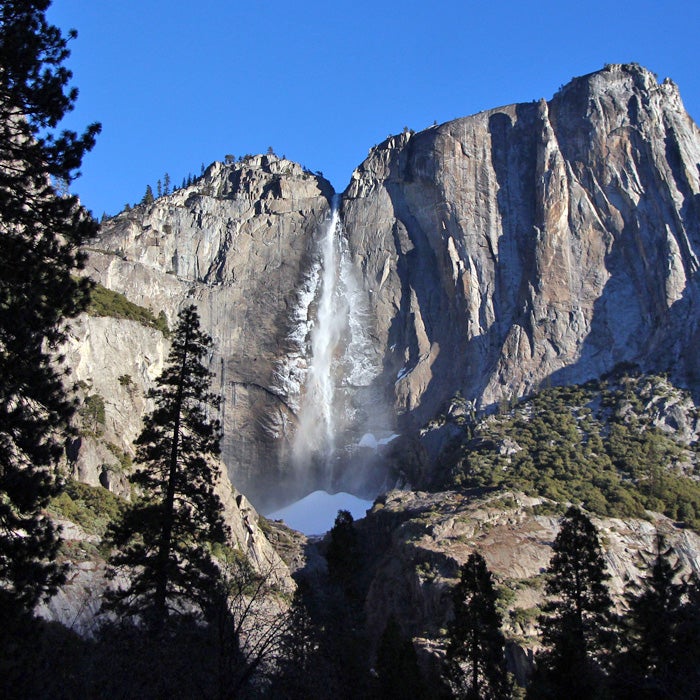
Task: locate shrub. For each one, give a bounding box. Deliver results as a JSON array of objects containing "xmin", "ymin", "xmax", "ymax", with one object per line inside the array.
[
  {"xmin": 87, "ymin": 283, "xmax": 170, "ymax": 336},
  {"xmin": 440, "ymin": 378, "xmax": 700, "ymax": 530},
  {"xmin": 49, "ymin": 480, "xmax": 125, "ymax": 537}
]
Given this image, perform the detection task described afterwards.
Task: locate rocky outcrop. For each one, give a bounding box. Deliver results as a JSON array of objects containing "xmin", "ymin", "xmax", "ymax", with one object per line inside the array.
[
  {"xmin": 37, "ymin": 463, "xmax": 294, "ymax": 634},
  {"xmin": 342, "ymin": 63, "xmax": 700, "ymax": 429},
  {"xmin": 360, "ymin": 489, "xmax": 700, "ymax": 683},
  {"xmin": 62, "ymin": 315, "xmax": 169, "ymax": 497}
]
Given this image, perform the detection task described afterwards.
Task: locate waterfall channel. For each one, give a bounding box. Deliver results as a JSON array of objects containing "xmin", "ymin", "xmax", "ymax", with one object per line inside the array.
[
  {"xmin": 292, "ymin": 199, "xmax": 345, "ymax": 481},
  {"xmin": 269, "ymin": 196, "xmax": 393, "ymax": 532}
]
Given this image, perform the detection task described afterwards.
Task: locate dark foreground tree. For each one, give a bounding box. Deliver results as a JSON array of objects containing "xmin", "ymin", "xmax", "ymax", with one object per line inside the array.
[
  {"xmin": 0, "ymin": 0, "xmax": 100, "ymax": 621},
  {"xmin": 443, "ymin": 551, "xmax": 508, "ymax": 699},
  {"xmin": 613, "ymin": 534, "xmax": 700, "ymax": 699},
  {"xmin": 272, "ymin": 581, "xmax": 322, "ymax": 698},
  {"xmin": 528, "ymin": 507, "xmax": 616, "ymax": 699},
  {"xmin": 104, "ymin": 305, "xmax": 228, "ymax": 632},
  {"xmin": 322, "ymin": 509, "xmax": 373, "ymax": 697},
  {"xmin": 326, "ymin": 509, "xmax": 362, "ymax": 599},
  {"xmin": 375, "ymin": 614, "xmax": 427, "ymax": 699}
]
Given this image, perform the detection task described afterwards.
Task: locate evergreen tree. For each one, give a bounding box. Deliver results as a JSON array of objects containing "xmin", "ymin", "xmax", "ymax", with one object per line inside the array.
[
  {"xmin": 141, "ymin": 183, "xmax": 154, "ymax": 205},
  {"xmin": 528, "ymin": 507, "xmax": 616, "ymax": 699},
  {"xmin": 375, "ymin": 614, "xmax": 427, "ymax": 699},
  {"xmin": 163, "ymin": 172, "xmax": 170, "ymax": 195},
  {"xmin": 443, "ymin": 552, "xmax": 508, "ymax": 699},
  {"xmin": 672, "ymin": 575, "xmax": 700, "ymax": 698},
  {"xmin": 613, "ymin": 535, "xmax": 697, "ymax": 698},
  {"xmin": 0, "ymin": 0, "xmax": 100, "ymax": 620},
  {"xmin": 326, "ymin": 509, "xmax": 361, "ymax": 599},
  {"xmin": 104, "ymin": 305, "xmax": 228, "ymax": 633},
  {"xmin": 272, "ymin": 581, "xmax": 325, "ymax": 699},
  {"xmin": 324, "ymin": 510, "xmax": 372, "ymax": 697}
]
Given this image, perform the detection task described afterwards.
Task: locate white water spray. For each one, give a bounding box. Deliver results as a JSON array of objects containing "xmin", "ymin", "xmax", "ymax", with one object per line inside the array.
[
  {"xmin": 292, "ymin": 198, "xmax": 345, "ymax": 481},
  {"xmin": 288, "ymin": 196, "xmax": 392, "ymax": 497}
]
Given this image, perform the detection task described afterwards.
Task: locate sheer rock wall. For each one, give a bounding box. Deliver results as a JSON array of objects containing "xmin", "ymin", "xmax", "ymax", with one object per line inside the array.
[
  {"xmin": 78, "ymin": 156, "xmax": 333, "ymax": 507},
  {"xmin": 69, "ymin": 65, "xmax": 700, "ymax": 505},
  {"xmin": 342, "ymin": 63, "xmax": 700, "ymax": 429}
]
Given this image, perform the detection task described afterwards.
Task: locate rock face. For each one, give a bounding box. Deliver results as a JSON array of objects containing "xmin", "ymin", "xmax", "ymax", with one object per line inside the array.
[
  {"xmin": 82, "ymin": 156, "xmax": 333, "ymax": 508},
  {"xmin": 343, "ymin": 63, "xmax": 700, "ymax": 429},
  {"xmin": 71, "ymin": 64, "xmax": 700, "ymax": 505},
  {"xmin": 37, "ymin": 470, "xmax": 294, "ymax": 634},
  {"xmin": 359, "ymin": 489, "xmax": 700, "ymax": 683}
]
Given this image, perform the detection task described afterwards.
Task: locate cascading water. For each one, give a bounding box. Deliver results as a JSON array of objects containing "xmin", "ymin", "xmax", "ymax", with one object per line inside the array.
[
  {"xmin": 269, "ymin": 195, "xmax": 395, "ymax": 531},
  {"xmin": 292, "ymin": 198, "xmax": 346, "ymax": 483}
]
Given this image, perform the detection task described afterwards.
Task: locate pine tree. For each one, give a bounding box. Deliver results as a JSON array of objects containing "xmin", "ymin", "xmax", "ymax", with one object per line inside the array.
[
  {"xmin": 324, "ymin": 509, "xmax": 372, "ymax": 696},
  {"xmin": 163, "ymin": 172, "xmax": 171, "ymax": 195},
  {"xmin": 104, "ymin": 305, "xmax": 228, "ymax": 633},
  {"xmin": 613, "ymin": 534, "xmax": 693, "ymax": 698},
  {"xmin": 141, "ymin": 184, "xmax": 154, "ymax": 205},
  {"xmin": 0, "ymin": 0, "xmax": 100, "ymax": 620},
  {"xmin": 376, "ymin": 614, "xmax": 427, "ymax": 699},
  {"xmin": 528, "ymin": 507, "xmax": 616, "ymax": 699},
  {"xmin": 443, "ymin": 552, "xmax": 508, "ymax": 699},
  {"xmin": 272, "ymin": 582, "xmax": 323, "ymax": 699},
  {"xmin": 672, "ymin": 575, "xmax": 700, "ymax": 698},
  {"xmin": 326, "ymin": 509, "xmax": 361, "ymax": 598}
]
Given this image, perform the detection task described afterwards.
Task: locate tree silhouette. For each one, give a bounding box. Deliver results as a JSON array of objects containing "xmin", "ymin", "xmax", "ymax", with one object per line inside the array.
[
  {"xmin": 376, "ymin": 614, "xmax": 427, "ymax": 699},
  {"xmin": 613, "ymin": 534, "xmax": 696, "ymax": 698},
  {"xmin": 443, "ymin": 551, "xmax": 508, "ymax": 699},
  {"xmin": 0, "ymin": 0, "xmax": 100, "ymax": 620},
  {"xmin": 326, "ymin": 509, "xmax": 361, "ymax": 599},
  {"xmin": 104, "ymin": 305, "xmax": 228, "ymax": 633},
  {"xmin": 529, "ymin": 507, "xmax": 616, "ymax": 699},
  {"xmin": 271, "ymin": 582, "xmax": 319, "ymax": 698},
  {"xmin": 141, "ymin": 184, "xmax": 154, "ymax": 205}
]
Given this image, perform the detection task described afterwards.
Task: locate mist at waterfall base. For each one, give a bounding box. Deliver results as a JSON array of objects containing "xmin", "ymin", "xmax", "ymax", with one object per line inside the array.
[{"xmin": 264, "ymin": 199, "xmax": 395, "ymax": 534}]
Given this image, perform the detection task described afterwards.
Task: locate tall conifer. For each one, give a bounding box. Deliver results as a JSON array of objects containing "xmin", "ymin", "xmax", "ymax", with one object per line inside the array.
[
  {"xmin": 529, "ymin": 507, "xmax": 616, "ymax": 699},
  {"xmin": 0, "ymin": 0, "xmax": 100, "ymax": 618},
  {"xmin": 104, "ymin": 305, "xmax": 228, "ymax": 633},
  {"xmin": 613, "ymin": 534, "xmax": 695, "ymax": 698},
  {"xmin": 444, "ymin": 551, "xmax": 508, "ymax": 699}
]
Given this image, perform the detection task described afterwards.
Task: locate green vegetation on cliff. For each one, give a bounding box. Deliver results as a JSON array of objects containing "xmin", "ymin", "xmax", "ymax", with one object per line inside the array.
[
  {"xmin": 49, "ymin": 480, "xmax": 125, "ymax": 538},
  {"xmin": 437, "ymin": 375, "xmax": 700, "ymax": 529},
  {"xmin": 86, "ymin": 282, "xmax": 170, "ymax": 336}
]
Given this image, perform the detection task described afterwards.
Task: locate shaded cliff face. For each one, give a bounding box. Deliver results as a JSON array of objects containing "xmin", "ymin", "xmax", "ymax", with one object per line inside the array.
[
  {"xmin": 84, "ymin": 156, "xmax": 334, "ymax": 508},
  {"xmin": 342, "ymin": 64, "xmax": 700, "ymax": 427}
]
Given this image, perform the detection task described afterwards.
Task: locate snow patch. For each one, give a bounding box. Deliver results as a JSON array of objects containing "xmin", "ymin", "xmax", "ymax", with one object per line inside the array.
[
  {"xmin": 358, "ymin": 432, "xmax": 400, "ymax": 450},
  {"xmin": 267, "ymin": 490, "xmax": 373, "ymax": 536}
]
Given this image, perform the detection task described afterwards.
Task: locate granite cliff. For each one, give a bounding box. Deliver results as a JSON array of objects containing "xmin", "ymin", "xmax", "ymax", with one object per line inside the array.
[
  {"xmin": 70, "ymin": 63, "xmax": 700, "ymax": 509},
  {"xmin": 343, "ymin": 63, "xmax": 700, "ymax": 431},
  {"xmin": 358, "ymin": 489, "xmax": 700, "ymax": 685}
]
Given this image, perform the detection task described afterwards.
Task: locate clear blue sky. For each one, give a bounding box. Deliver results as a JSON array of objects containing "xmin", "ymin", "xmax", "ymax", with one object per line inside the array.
[{"xmin": 47, "ymin": 0, "xmax": 700, "ymax": 218}]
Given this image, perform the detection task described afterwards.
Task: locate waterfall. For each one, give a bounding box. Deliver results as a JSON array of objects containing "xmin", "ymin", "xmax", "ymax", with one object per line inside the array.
[
  {"xmin": 289, "ymin": 195, "xmax": 390, "ymax": 497},
  {"xmin": 292, "ymin": 197, "xmax": 346, "ymax": 484}
]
